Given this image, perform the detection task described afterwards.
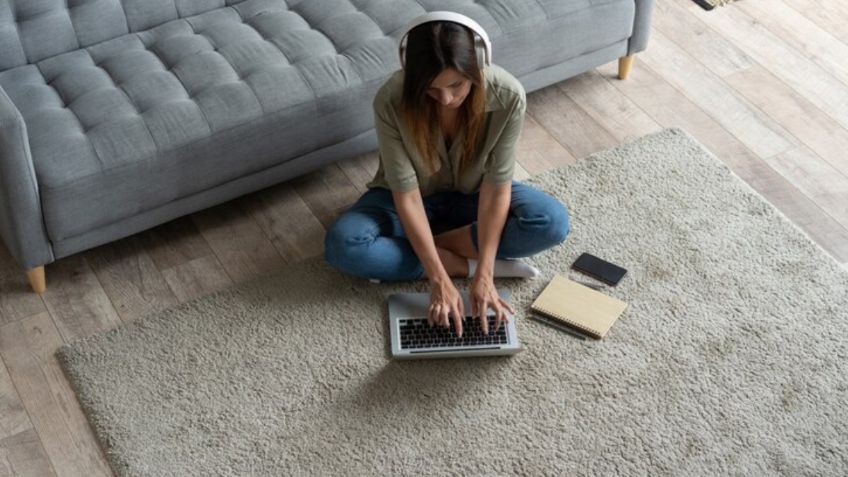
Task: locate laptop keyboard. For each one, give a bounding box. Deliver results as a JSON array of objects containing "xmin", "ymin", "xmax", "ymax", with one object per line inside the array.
[{"xmin": 399, "ymin": 316, "xmax": 508, "ymax": 350}]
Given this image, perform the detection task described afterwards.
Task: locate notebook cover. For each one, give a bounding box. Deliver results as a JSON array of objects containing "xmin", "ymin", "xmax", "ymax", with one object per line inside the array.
[{"xmin": 530, "ymin": 275, "xmax": 627, "ymax": 339}]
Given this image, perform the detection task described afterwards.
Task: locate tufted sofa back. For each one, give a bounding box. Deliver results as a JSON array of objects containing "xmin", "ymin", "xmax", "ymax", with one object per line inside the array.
[{"xmin": 0, "ymin": 0, "xmax": 250, "ymax": 70}]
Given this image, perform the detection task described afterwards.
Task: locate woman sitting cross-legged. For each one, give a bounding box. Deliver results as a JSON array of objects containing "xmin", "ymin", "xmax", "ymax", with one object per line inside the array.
[{"xmin": 324, "ymin": 12, "xmax": 570, "ymax": 337}]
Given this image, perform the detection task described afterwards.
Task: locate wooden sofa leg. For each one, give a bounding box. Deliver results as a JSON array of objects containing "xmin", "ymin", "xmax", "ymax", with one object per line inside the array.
[
  {"xmin": 26, "ymin": 266, "xmax": 46, "ymax": 294},
  {"xmin": 618, "ymin": 55, "xmax": 635, "ymax": 80}
]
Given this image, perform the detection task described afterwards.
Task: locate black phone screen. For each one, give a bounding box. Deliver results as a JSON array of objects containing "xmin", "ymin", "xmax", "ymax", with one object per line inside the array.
[{"xmin": 571, "ymin": 253, "xmax": 627, "ymax": 286}]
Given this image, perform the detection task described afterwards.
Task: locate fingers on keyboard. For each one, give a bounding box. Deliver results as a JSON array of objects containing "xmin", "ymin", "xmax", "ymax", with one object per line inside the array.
[{"xmin": 399, "ymin": 317, "xmax": 508, "ymax": 349}]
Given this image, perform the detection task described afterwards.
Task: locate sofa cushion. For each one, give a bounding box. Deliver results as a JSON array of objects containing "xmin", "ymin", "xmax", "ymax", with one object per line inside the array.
[
  {"xmin": 0, "ymin": 0, "xmax": 634, "ymax": 242},
  {"xmin": 494, "ymin": 0, "xmax": 634, "ymax": 75},
  {"xmin": 0, "ymin": 0, "xmax": 257, "ymax": 70}
]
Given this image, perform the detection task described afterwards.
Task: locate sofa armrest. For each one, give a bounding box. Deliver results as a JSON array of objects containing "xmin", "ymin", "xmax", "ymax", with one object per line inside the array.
[
  {"xmin": 0, "ymin": 86, "xmax": 53, "ymax": 269},
  {"xmin": 629, "ymin": 0, "xmax": 656, "ymax": 55}
]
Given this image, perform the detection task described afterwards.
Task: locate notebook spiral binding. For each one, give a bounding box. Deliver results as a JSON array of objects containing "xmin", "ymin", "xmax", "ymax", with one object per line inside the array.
[{"xmin": 532, "ymin": 306, "xmax": 599, "ymax": 337}]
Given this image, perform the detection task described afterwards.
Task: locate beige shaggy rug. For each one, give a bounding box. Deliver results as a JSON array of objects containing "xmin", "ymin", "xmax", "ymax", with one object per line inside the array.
[{"xmin": 59, "ymin": 128, "xmax": 848, "ymax": 476}]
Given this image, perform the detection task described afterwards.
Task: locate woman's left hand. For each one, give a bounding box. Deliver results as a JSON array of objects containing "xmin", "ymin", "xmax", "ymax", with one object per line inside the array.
[{"xmin": 470, "ymin": 272, "xmax": 515, "ymax": 334}]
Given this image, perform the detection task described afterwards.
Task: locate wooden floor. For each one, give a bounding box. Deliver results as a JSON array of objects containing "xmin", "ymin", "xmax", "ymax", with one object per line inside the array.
[{"xmin": 2, "ymin": 0, "xmax": 848, "ymax": 474}]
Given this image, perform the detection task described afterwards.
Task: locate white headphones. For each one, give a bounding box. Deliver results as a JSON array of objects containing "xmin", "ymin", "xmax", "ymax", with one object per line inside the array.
[{"xmin": 398, "ymin": 11, "xmax": 492, "ymax": 69}]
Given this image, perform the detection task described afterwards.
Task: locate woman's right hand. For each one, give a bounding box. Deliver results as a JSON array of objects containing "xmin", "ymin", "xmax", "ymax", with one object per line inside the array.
[{"xmin": 428, "ymin": 278, "xmax": 465, "ymax": 337}]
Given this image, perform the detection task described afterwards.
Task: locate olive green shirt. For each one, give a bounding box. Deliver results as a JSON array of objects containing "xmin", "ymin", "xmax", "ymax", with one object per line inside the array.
[{"xmin": 366, "ymin": 63, "xmax": 527, "ymax": 196}]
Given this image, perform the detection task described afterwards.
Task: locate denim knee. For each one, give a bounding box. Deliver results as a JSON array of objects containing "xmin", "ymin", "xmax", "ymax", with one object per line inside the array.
[
  {"xmin": 323, "ymin": 218, "xmax": 374, "ymax": 273},
  {"xmin": 323, "ymin": 222, "xmax": 344, "ymax": 270},
  {"xmin": 548, "ymin": 202, "xmax": 571, "ymax": 245},
  {"xmin": 516, "ymin": 203, "xmax": 570, "ymax": 246}
]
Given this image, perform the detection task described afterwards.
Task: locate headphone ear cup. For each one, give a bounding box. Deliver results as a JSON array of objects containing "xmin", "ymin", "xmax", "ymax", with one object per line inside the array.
[
  {"xmin": 398, "ymin": 37, "xmax": 407, "ymax": 69},
  {"xmin": 474, "ymin": 35, "xmax": 487, "ymax": 67}
]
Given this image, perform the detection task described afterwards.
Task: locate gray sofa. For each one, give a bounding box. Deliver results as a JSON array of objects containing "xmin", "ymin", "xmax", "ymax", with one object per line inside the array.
[{"xmin": 0, "ymin": 0, "xmax": 654, "ymax": 292}]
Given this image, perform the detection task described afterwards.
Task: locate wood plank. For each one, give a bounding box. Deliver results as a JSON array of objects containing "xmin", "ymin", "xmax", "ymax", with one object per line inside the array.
[
  {"xmin": 0, "ymin": 313, "xmax": 112, "ymax": 477},
  {"xmin": 337, "ymin": 152, "xmax": 380, "ymax": 195},
  {"xmin": 39, "ymin": 256, "xmax": 122, "ymax": 343},
  {"xmin": 652, "ymin": 0, "xmax": 755, "ymax": 78},
  {"xmin": 292, "ymin": 164, "xmax": 362, "ymax": 228},
  {"xmin": 724, "ymin": 64, "xmax": 848, "ymax": 177},
  {"xmin": 160, "ymin": 255, "xmax": 233, "ymax": 303},
  {"xmin": 556, "ymin": 69, "xmax": 661, "ymax": 142},
  {"xmin": 85, "ymin": 236, "xmax": 179, "ymax": 323},
  {"xmin": 138, "ymin": 217, "xmax": 214, "ymax": 272},
  {"xmin": 596, "ymin": 58, "xmax": 848, "ymax": 262},
  {"xmin": 0, "ymin": 246, "xmax": 46, "ymax": 327},
  {"xmin": 763, "ymin": 145, "xmax": 848, "ymax": 228},
  {"xmin": 513, "ymin": 162, "xmax": 531, "ymax": 182},
  {"xmin": 0, "ymin": 360, "xmax": 30, "ymax": 453},
  {"xmin": 516, "ymin": 113, "xmax": 577, "ymax": 176},
  {"xmin": 734, "ymin": 0, "xmax": 848, "ymax": 87},
  {"xmin": 0, "ymin": 428, "xmax": 56, "ymax": 477},
  {"xmin": 638, "ymin": 28, "xmax": 795, "ymax": 159},
  {"xmin": 191, "ymin": 201, "xmax": 286, "ymax": 284},
  {"xmin": 242, "ymin": 185, "xmax": 327, "ymax": 264},
  {"xmin": 690, "ymin": 0, "xmax": 848, "ymax": 131},
  {"xmin": 1, "ymin": 358, "xmax": 56, "ymax": 477},
  {"xmin": 782, "ymin": 0, "xmax": 848, "ymax": 44},
  {"xmin": 526, "ymin": 82, "xmax": 618, "ymax": 159}
]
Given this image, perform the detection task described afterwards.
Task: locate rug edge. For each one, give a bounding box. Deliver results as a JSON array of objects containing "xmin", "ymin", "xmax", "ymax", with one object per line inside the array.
[
  {"xmin": 56, "ymin": 345, "xmax": 133, "ymax": 477},
  {"xmin": 569, "ymin": 127, "xmax": 846, "ymax": 272}
]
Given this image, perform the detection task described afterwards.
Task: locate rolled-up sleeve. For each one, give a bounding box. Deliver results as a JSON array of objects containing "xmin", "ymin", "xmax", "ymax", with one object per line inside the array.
[
  {"xmin": 374, "ymin": 96, "xmax": 419, "ymax": 192},
  {"xmin": 483, "ymin": 92, "xmax": 526, "ymax": 185}
]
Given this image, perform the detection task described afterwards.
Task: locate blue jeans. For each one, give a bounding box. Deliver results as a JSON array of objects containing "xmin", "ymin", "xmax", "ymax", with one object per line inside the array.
[{"xmin": 324, "ymin": 181, "xmax": 570, "ymax": 281}]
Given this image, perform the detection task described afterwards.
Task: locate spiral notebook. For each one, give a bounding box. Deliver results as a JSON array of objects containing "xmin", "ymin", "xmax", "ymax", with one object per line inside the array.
[{"xmin": 530, "ymin": 275, "xmax": 628, "ymax": 339}]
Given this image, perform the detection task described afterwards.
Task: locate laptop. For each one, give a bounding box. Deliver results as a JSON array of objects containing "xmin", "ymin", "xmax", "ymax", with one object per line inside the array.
[{"xmin": 388, "ymin": 288, "xmax": 524, "ymax": 359}]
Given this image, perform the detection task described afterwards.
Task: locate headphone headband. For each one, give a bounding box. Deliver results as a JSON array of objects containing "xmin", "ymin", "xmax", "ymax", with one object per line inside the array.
[{"xmin": 398, "ymin": 11, "xmax": 492, "ymax": 69}]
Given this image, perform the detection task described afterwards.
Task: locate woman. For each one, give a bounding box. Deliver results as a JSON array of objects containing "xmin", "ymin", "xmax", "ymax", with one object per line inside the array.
[{"xmin": 325, "ymin": 13, "xmax": 570, "ymax": 338}]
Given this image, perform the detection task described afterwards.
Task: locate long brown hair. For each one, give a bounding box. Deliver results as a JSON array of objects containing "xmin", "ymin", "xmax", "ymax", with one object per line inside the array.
[{"xmin": 400, "ymin": 21, "xmax": 486, "ymax": 175}]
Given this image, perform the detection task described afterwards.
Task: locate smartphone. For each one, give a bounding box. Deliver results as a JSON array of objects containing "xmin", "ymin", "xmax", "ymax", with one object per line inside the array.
[{"xmin": 571, "ymin": 253, "xmax": 627, "ymax": 286}]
